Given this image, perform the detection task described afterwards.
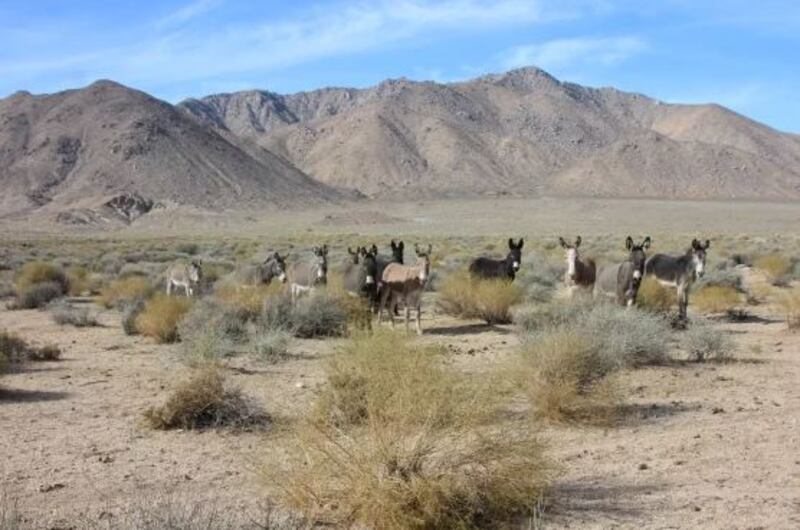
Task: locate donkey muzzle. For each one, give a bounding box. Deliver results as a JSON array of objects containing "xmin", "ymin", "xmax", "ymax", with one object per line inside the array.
[
  {"xmin": 365, "ymin": 275, "xmax": 375, "ymax": 285},
  {"xmin": 278, "ymin": 272, "xmax": 287, "ymax": 283}
]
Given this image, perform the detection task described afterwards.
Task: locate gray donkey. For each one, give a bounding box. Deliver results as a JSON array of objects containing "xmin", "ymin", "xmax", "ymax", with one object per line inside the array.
[
  {"xmin": 646, "ymin": 238, "xmax": 710, "ymax": 321},
  {"xmin": 231, "ymin": 252, "xmax": 288, "ymax": 285},
  {"xmin": 594, "ymin": 236, "xmax": 651, "ymax": 307},
  {"xmin": 287, "ymin": 245, "xmax": 328, "ymax": 302},
  {"xmin": 166, "ymin": 260, "xmax": 202, "ymax": 297},
  {"xmin": 378, "ymin": 244, "xmax": 432, "ymax": 335}
]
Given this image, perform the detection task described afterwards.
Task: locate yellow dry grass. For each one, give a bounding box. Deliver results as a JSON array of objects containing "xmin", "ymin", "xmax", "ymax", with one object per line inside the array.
[
  {"xmin": 438, "ymin": 270, "xmax": 522, "ymax": 324},
  {"xmin": 135, "ymin": 294, "xmax": 193, "ymax": 343},
  {"xmin": 693, "ymin": 285, "xmax": 743, "ymax": 314},
  {"xmin": 99, "ymin": 276, "xmax": 153, "ymax": 308}
]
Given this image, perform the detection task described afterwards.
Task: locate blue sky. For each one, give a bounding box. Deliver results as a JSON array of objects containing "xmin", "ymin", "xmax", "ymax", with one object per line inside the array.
[{"xmin": 1, "ymin": 0, "xmax": 798, "ymax": 132}]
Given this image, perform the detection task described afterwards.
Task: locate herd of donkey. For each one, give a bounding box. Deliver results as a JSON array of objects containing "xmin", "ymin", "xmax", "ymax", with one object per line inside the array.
[{"xmin": 165, "ymin": 235, "xmax": 713, "ymax": 334}]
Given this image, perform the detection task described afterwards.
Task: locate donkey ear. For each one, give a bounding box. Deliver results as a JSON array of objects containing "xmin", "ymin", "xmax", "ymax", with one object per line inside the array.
[
  {"xmin": 642, "ymin": 236, "xmax": 651, "ymax": 249},
  {"xmin": 517, "ymin": 238, "xmax": 524, "ymax": 249},
  {"xmin": 575, "ymin": 236, "xmax": 581, "ymax": 248},
  {"xmin": 390, "ymin": 240, "xmax": 397, "ymax": 250},
  {"xmin": 427, "ymin": 244, "xmax": 432, "ymax": 255},
  {"xmin": 347, "ymin": 247, "xmax": 355, "ymax": 256},
  {"xmin": 558, "ymin": 237, "xmax": 568, "ymax": 249},
  {"xmin": 508, "ymin": 238, "xmax": 515, "ymax": 250},
  {"xmin": 625, "ymin": 236, "xmax": 633, "ymax": 250},
  {"xmin": 398, "ymin": 241, "xmax": 404, "ymax": 251},
  {"xmin": 323, "ymin": 244, "xmax": 329, "ymax": 255},
  {"xmin": 704, "ymin": 239, "xmax": 711, "ymax": 250},
  {"xmin": 371, "ymin": 244, "xmax": 378, "ymax": 255},
  {"xmin": 691, "ymin": 238, "xmax": 700, "ymax": 250}
]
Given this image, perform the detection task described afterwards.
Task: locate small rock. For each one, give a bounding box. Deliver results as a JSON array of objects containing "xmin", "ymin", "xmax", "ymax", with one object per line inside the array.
[
  {"xmin": 638, "ymin": 463, "xmax": 649, "ymax": 470},
  {"xmin": 711, "ymin": 407, "xmax": 725, "ymax": 414},
  {"xmin": 295, "ymin": 382, "xmax": 306, "ymax": 389}
]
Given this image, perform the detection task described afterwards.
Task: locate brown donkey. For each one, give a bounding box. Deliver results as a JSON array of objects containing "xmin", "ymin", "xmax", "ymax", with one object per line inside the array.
[
  {"xmin": 377, "ymin": 244, "xmax": 431, "ymax": 335},
  {"xmin": 559, "ymin": 236, "xmax": 596, "ymax": 297}
]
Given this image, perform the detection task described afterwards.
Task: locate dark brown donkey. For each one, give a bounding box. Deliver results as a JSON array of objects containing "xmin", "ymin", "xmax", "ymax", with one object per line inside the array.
[{"xmin": 559, "ymin": 236, "xmax": 596, "ymax": 297}]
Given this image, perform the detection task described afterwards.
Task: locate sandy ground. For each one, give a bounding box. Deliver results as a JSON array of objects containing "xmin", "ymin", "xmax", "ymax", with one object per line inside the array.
[{"xmin": 1, "ymin": 280, "xmax": 799, "ymax": 528}]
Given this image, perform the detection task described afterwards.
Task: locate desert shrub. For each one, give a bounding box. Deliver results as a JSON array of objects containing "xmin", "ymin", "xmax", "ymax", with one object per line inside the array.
[
  {"xmin": 0, "ymin": 281, "xmax": 14, "ymax": 299},
  {"xmin": 681, "ymin": 321, "xmax": 734, "ymax": 362},
  {"xmin": 49, "ymin": 301, "xmax": 99, "ymax": 327},
  {"xmin": 13, "ymin": 281, "xmax": 64, "ymax": 309},
  {"xmin": 175, "ymin": 243, "xmax": 200, "ymax": 255},
  {"xmin": 754, "ymin": 254, "xmax": 792, "ymax": 284},
  {"xmin": 252, "ymin": 328, "xmax": 292, "ymax": 363},
  {"xmin": 215, "ymin": 282, "xmax": 282, "ymax": 321},
  {"xmin": 291, "ymin": 292, "xmax": 348, "ymax": 338},
  {"xmin": 517, "ymin": 301, "xmax": 671, "ymax": 367},
  {"xmin": 695, "ymin": 268, "xmax": 744, "ymax": 292},
  {"xmin": 515, "ymin": 328, "xmax": 620, "ymax": 423},
  {"xmin": 516, "ymin": 253, "xmax": 562, "ymax": 303},
  {"xmin": 268, "ymin": 332, "xmax": 552, "ymax": 528},
  {"xmin": 144, "ymin": 367, "xmax": 267, "ymax": 430},
  {"xmin": 135, "ymin": 294, "xmax": 193, "ymax": 343},
  {"xmin": 120, "ymin": 298, "xmax": 146, "ymax": 335},
  {"xmin": 65, "ymin": 266, "xmax": 90, "ymax": 296},
  {"xmin": 259, "ymin": 292, "xmax": 295, "ymax": 331},
  {"xmin": 178, "ymin": 298, "xmax": 247, "ymax": 364},
  {"xmin": 0, "ymin": 331, "xmax": 61, "ymax": 365},
  {"xmin": 100, "ymin": 276, "xmax": 153, "ymax": 308},
  {"xmin": 692, "ymin": 285, "xmax": 743, "ymax": 314},
  {"xmin": 636, "ymin": 276, "xmax": 676, "ymax": 313},
  {"xmin": 14, "ymin": 261, "xmax": 68, "ymax": 295},
  {"xmin": 778, "ymin": 287, "xmax": 800, "ymax": 329},
  {"xmin": 438, "ymin": 271, "xmax": 522, "ymax": 324}
]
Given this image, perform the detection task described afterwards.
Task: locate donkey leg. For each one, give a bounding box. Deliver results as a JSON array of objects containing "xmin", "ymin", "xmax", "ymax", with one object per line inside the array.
[
  {"xmin": 404, "ymin": 305, "xmax": 411, "ymax": 334},
  {"xmin": 677, "ymin": 286, "xmax": 687, "ymax": 320},
  {"xmin": 416, "ymin": 304, "xmax": 422, "ymax": 336},
  {"xmin": 166, "ymin": 280, "xmax": 172, "ymax": 295}
]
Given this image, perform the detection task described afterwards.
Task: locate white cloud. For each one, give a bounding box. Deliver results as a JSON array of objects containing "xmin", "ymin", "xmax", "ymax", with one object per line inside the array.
[
  {"xmin": 501, "ymin": 36, "xmax": 646, "ymax": 70},
  {"xmin": 156, "ymin": 0, "xmax": 222, "ymax": 29}
]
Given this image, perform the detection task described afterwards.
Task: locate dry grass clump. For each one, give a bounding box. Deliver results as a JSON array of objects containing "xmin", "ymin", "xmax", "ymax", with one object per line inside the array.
[
  {"xmin": 178, "ymin": 298, "xmax": 249, "ymax": 364},
  {"xmin": 754, "ymin": 254, "xmax": 792, "ymax": 283},
  {"xmin": 12, "ymin": 281, "xmax": 64, "ymax": 309},
  {"xmin": 267, "ymin": 332, "xmax": 552, "ymax": 528},
  {"xmin": 99, "ymin": 276, "xmax": 153, "ymax": 308},
  {"xmin": 515, "ymin": 328, "xmax": 621, "ymax": 424},
  {"xmin": 778, "ymin": 287, "xmax": 800, "ymax": 329},
  {"xmin": 143, "ymin": 367, "xmax": 267, "ymax": 430},
  {"xmin": 636, "ymin": 277, "xmax": 676, "ymax": 313},
  {"xmin": 252, "ymin": 328, "xmax": 292, "ymax": 363},
  {"xmin": 135, "ymin": 294, "xmax": 193, "ymax": 343},
  {"xmin": 692, "ymin": 285, "xmax": 743, "ymax": 314},
  {"xmin": 259, "ymin": 292, "xmax": 348, "ymax": 339},
  {"xmin": 14, "ymin": 261, "xmax": 68, "ymax": 295},
  {"xmin": 438, "ymin": 270, "xmax": 522, "ymax": 324},
  {"xmin": 215, "ymin": 282, "xmax": 283, "ymax": 321},
  {"xmin": 0, "ymin": 330, "xmax": 61, "ymax": 367},
  {"xmin": 65, "ymin": 266, "xmax": 100, "ymax": 296}
]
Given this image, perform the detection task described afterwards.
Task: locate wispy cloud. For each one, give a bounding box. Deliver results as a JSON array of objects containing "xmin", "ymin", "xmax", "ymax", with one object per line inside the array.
[
  {"xmin": 156, "ymin": 0, "xmax": 222, "ymax": 29},
  {"xmin": 501, "ymin": 36, "xmax": 647, "ymax": 70}
]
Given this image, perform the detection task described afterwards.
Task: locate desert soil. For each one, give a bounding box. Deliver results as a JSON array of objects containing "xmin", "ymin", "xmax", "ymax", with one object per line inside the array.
[{"xmin": 1, "ymin": 281, "xmax": 799, "ymax": 528}]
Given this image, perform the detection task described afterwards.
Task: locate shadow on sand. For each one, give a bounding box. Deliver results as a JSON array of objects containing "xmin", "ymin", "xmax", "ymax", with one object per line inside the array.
[
  {"xmin": 425, "ymin": 322, "xmax": 512, "ymax": 336},
  {"xmin": 0, "ymin": 387, "xmax": 70, "ymax": 403}
]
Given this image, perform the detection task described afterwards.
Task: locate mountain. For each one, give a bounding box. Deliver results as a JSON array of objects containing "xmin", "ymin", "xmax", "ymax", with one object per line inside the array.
[
  {"xmin": 180, "ymin": 67, "xmax": 800, "ymax": 200},
  {"xmin": 0, "ymin": 80, "xmax": 337, "ymax": 221}
]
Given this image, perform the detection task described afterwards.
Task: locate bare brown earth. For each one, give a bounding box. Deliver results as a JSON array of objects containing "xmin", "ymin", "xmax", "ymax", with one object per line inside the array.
[{"xmin": 1, "ymin": 283, "xmax": 798, "ymax": 528}]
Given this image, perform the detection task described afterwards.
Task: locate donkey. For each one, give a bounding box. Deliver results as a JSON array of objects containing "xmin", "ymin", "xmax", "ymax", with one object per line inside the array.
[
  {"xmin": 347, "ymin": 247, "xmax": 362, "ymax": 265},
  {"xmin": 468, "ymin": 238, "xmax": 524, "ymax": 281},
  {"xmin": 166, "ymin": 260, "xmax": 202, "ymax": 297},
  {"xmin": 375, "ymin": 240, "xmax": 405, "ymax": 315},
  {"xmin": 645, "ymin": 238, "xmax": 710, "ymax": 321},
  {"xmin": 233, "ymin": 252, "xmax": 288, "ymax": 285},
  {"xmin": 559, "ymin": 236, "xmax": 596, "ymax": 297},
  {"xmin": 378, "ymin": 244, "xmax": 432, "ymax": 335},
  {"xmin": 594, "ymin": 237, "xmax": 651, "ymax": 307},
  {"xmin": 287, "ymin": 245, "xmax": 328, "ymax": 303},
  {"xmin": 343, "ymin": 245, "xmax": 378, "ymax": 299}
]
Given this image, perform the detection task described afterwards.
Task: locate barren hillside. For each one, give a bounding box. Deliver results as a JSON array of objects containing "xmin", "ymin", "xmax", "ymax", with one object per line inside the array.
[
  {"xmin": 0, "ymin": 81, "xmax": 337, "ymax": 222},
  {"xmin": 181, "ymin": 67, "xmax": 800, "ymax": 200}
]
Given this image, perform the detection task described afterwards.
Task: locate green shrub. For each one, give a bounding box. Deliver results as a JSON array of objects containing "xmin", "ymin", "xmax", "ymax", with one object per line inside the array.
[
  {"xmin": 681, "ymin": 321, "xmax": 734, "ymax": 362},
  {"xmin": 14, "ymin": 281, "xmax": 64, "ymax": 309},
  {"xmin": 252, "ymin": 329, "xmax": 292, "ymax": 363},
  {"xmin": 49, "ymin": 301, "xmax": 99, "ymax": 327},
  {"xmin": 178, "ymin": 298, "xmax": 247, "ymax": 364},
  {"xmin": 121, "ymin": 298, "xmax": 146, "ymax": 335}
]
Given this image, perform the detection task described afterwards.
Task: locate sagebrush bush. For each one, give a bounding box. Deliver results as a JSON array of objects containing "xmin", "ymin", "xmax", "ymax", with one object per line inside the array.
[
  {"xmin": 65, "ymin": 266, "xmax": 91, "ymax": 296},
  {"xmin": 14, "ymin": 261, "xmax": 68, "ymax": 295},
  {"xmin": 636, "ymin": 276, "xmax": 676, "ymax": 313},
  {"xmin": 49, "ymin": 301, "xmax": 99, "ymax": 327},
  {"xmin": 291, "ymin": 292, "xmax": 349, "ymax": 338},
  {"xmin": 135, "ymin": 294, "xmax": 193, "ymax": 343},
  {"xmin": 778, "ymin": 287, "xmax": 800, "ymax": 330},
  {"xmin": 121, "ymin": 298, "xmax": 146, "ymax": 335},
  {"xmin": 0, "ymin": 330, "xmax": 61, "ymax": 365},
  {"xmin": 516, "ymin": 301, "xmax": 671, "ymax": 367},
  {"xmin": 438, "ymin": 271, "xmax": 522, "ymax": 324},
  {"xmin": 178, "ymin": 298, "xmax": 248, "ymax": 364},
  {"xmin": 692, "ymin": 285, "xmax": 742, "ymax": 314},
  {"xmin": 13, "ymin": 281, "xmax": 64, "ymax": 309},
  {"xmin": 515, "ymin": 328, "xmax": 620, "ymax": 423},
  {"xmin": 252, "ymin": 328, "xmax": 292, "ymax": 363},
  {"xmin": 99, "ymin": 276, "xmax": 153, "ymax": 309},
  {"xmin": 696, "ymin": 268, "xmax": 744, "ymax": 292},
  {"xmin": 144, "ymin": 367, "xmax": 267, "ymax": 430},
  {"xmin": 267, "ymin": 332, "xmax": 552, "ymax": 528},
  {"xmin": 215, "ymin": 282, "xmax": 282, "ymax": 321},
  {"xmin": 681, "ymin": 321, "xmax": 733, "ymax": 362},
  {"xmin": 754, "ymin": 254, "xmax": 792, "ymax": 283}
]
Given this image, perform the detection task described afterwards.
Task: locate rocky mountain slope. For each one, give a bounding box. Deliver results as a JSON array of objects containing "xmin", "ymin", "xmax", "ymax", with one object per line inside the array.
[
  {"xmin": 180, "ymin": 67, "xmax": 800, "ymax": 200},
  {"xmin": 0, "ymin": 80, "xmax": 336, "ymax": 220}
]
